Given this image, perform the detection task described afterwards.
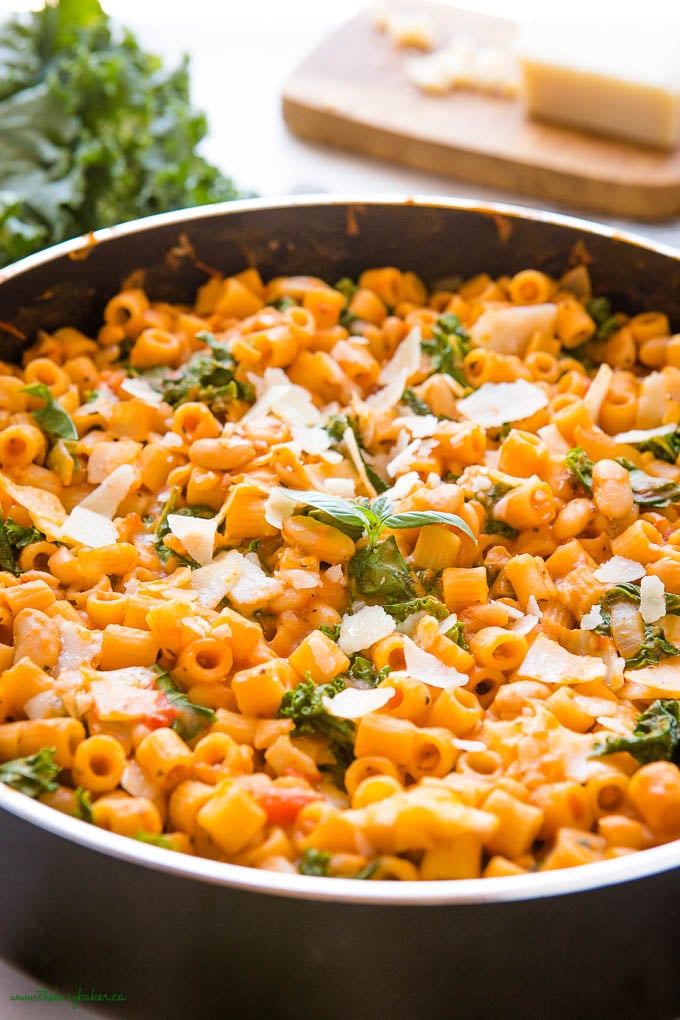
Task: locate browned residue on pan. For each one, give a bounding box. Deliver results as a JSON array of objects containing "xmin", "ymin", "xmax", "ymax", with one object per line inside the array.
[
  {"xmin": 346, "ymin": 207, "xmax": 361, "ymax": 236},
  {"xmin": 0, "ymin": 321, "xmax": 26, "ymax": 341},
  {"xmin": 568, "ymin": 239, "xmax": 593, "ymax": 266},
  {"xmin": 165, "ymin": 232, "xmax": 197, "ymax": 271},
  {"xmin": 491, "ymin": 214, "xmax": 512, "ymax": 243},
  {"xmin": 68, "ymin": 232, "xmax": 98, "ymax": 261}
]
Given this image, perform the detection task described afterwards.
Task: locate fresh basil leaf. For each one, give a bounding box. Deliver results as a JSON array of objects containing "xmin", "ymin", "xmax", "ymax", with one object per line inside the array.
[
  {"xmin": 383, "ymin": 510, "xmax": 477, "ymax": 543},
  {"xmin": 23, "ymin": 382, "xmax": 77, "ymax": 441}
]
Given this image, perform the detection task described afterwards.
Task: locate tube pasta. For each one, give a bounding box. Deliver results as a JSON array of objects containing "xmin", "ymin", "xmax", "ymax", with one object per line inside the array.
[{"xmin": 0, "ymin": 260, "xmax": 679, "ymax": 882}]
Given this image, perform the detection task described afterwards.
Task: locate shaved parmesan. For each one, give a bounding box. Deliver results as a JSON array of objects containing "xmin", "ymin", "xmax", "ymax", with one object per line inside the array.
[
  {"xmin": 78, "ymin": 383, "xmax": 118, "ymax": 419},
  {"xmin": 338, "ymin": 605, "xmax": 396, "ymax": 656},
  {"xmin": 470, "ymin": 304, "xmax": 557, "ymax": 356},
  {"xmin": 526, "ymin": 595, "xmax": 542, "ymax": 618},
  {"xmin": 614, "ymin": 423, "xmax": 678, "ymax": 444},
  {"xmin": 264, "ymin": 487, "xmax": 297, "ymax": 529},
  {"xmin": 379, "ymin": 327, "xmax": 422, "ymax": 385},
  {"xmin": 120, "ymin": 377, "xmax": 164, "ymax": 405},
  {"xmin": 55, "ymin": 618, "xmax": 102, "ymax": 675},
  {"xmin": 324, "ymin": 478, "xmax": 357, "ymax": 498},
  {"xmin": 517, "ymin": 634, "xmax": 607, "ymax": 685},
  {"xmin": 277, "ymin": 569, "xmax": 319, "ymax": 590},
  {"xmin": 0, "ymin": 472, "xmax": 66, "ymax": 538},
  {"xmin": 79, "ymin": 463, "xmax": 137, "ymax": 518},
  {"xmin": 593, "ymin": 556, "xmax": 645, "ymax": 584},
  {"xmin": 386, "ymin": 437, "xmax": 421, "ymax": 478},
  {"xmin": 343, "ymin": 425, "xmax": 376, "ymax": 496},
  {"xmin": 89, "ymin": 666, "xmax": 165, "ymax": 721},
  {"xmin": 622, "ymin": 662, "xmax": 680, "ymax": 699},
  {"xmin": 86, "ymin": 439, "xmax": 141, "ymax": 484},
  {"xmin": 536, "ymin": 423, "xmax": 570, "ymax": 457},
  {"xmin": 190, "ymin": 550, "xmax": 283, "ymax": 610},
  {"xmin": 510, "ymin": 614, "xmax": 540, "ymax": 635},
  {"xmin": 323, "ymin": 686, "xmax": 396, "ymax": 719},
  {"xmin": 640, "ymin": 574, "xmax": 666, "ymax": 624},
  {"xmin": 61, "ymin": 506, "xmax": 118, "ymax": 548},
  {"xmin": 249, "ymin": 368, "xmax": 320, "ymax": 427},
  {"xmin": 580, "ymin": 605, "xmax": 605, "ymax": 631},
  {"xmin": 491, "ymin": 599, "xmax": 524, "ymax": 620},
  {"xmin": 382, "ymin": 471, "xmax": 420, "ymax": 502},
  {"xmin": 452, "ymin": 738, "xmax": 488, "ymax": 752},
  {"xmin": 167, "ymin": 513, "xmax": 217, "ymax": 566},
  {"xmin": 290, "ymin": 426, "xmax": 332, "ymax": 454},
  {"xmin": 403, "ymin": 636, "xmax": 468, "ymax": 688},
  {"xmin": 438, "ymin": 613, "xmax": 459, "ymax": 634},
  {"xmin": 392, "ymin": 414, "xmax": 440, "ymax": 438},
  {"xmin": 457, "ymin": 380, "xmax": 548, "ymax": 428},
  {"xmin": 190, "ymin": 555, "xmax": 244, "ymax": 608},
  {"xmin": 583, "ymin": 363, "xmax": 613, "ymax": 424},
  {"xmin": 364, "ymin": 370, "xmax": 407, "ymax": 413},
  {"xmin": 325, "ymin": 564, "xmax": 344, "ymax": 583}
]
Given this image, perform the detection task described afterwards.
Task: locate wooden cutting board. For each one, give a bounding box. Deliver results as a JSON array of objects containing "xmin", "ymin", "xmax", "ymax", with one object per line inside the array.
[{"xmin": 282, "ymin": 3, "xmax": 680, "ymax": 221}]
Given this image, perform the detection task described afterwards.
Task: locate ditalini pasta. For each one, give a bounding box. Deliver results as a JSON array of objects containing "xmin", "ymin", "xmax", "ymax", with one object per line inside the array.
[{"xmin": 1, "ymin": 262, "xmax": 680, "ymax": 880}]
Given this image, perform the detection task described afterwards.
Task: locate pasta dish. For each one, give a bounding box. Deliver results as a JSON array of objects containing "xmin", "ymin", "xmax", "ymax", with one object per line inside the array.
[{"xmin": 0, "ymin": 261, "xmax": 679, "ymax": 882}]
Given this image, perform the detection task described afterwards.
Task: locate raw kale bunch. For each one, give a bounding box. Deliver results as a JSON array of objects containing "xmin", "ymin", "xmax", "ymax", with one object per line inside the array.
[{"xmin": 0, "ymin": 0, "xmax": 242, "ymax": 267}]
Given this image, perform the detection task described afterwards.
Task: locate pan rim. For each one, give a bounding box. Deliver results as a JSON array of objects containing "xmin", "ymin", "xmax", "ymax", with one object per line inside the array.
[{"xmin": 1, "ymin": 193, "xmax": 679, "ymax": 906}]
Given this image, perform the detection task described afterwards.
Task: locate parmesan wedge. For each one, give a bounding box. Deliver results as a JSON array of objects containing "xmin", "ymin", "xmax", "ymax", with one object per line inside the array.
[{"xmin": 517, "ymin": 634, "xmax": 607, "ymax": 685}]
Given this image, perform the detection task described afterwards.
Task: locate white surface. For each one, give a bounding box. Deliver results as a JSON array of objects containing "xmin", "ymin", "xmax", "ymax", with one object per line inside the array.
[{"xmin": 1, "ymin": 1, "xmax": 680, "ymax": 1017}]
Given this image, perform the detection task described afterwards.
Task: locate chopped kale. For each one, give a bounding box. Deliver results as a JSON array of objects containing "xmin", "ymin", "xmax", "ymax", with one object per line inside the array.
[
  {"xmin": 73, "ymin": 786, "xmax": 94, "ymax": 823},
  {"xmin": 624, "ymin": 625, "xmax": 680, "ymax": 670},
  {"xmin": 155, "ymin": 670, "xmax": 216, "ymax": 741},
  {"xmin": 420, "ymin": 313, "xmax": 472, "ymax": 387},
  {"xmin": 593, "ymin": 699, "xmax": 680, "ymax": 764},
  {"xmin": 298, "ymin": 847, "xmax": 332, "ymax": 876},
  {"xmin": 278, "ymin": 676, "xmax": 355, "ymax": 773},
  {"xmin": 0, "ymin": 747, "xmax": 60, "ymax": 797},
  {"xmin": 348, "ymin": 534, "xmax": 416, "ymax": 604},
  {"xmin": 586, "ymin": 297, "xmax": 621, "ymax": 342},
  {"xmin": 155, "ymin": 332, "xmax": 254, "ymax": 414},
  {"xmin": 401, "ymin": 388, "xmax": 433, "ymax": 416},
  {"xmin": 565, "ymin": 447, "xmax": 594, "ymax": 492}
]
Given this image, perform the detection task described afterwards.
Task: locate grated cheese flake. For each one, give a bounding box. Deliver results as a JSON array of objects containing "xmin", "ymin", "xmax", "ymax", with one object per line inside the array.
[
  {"xmin": 470, "ymin": 304, "xmax": 557, "ymax": 356},
  {"xmin": 526, "ymin": 595, "xmax": 542, "ymax": 618},
  {"xmin": 583, "ymin": 363, "xmax": 613, "ymax": 425},
  {"xmin": 120, "ymin": 377, "xmax": 164, "ymax": 405},
  {"xmin": 379, "ymin": 327, "xmax": 422, "ymax": 385},
  {"xmin": 593, "ymin": 556, "xmax": 645, "ymax": 584},
  {"xmin": 457, "ymin": 379, "xmax": 548, "ymax": 428},
  {"xmin": 167, "ymin": 513, "xmax": 218, "ymax": 567},
  {"xmin": 580, "ymin": 604, "xmax": 605, "ymax": 631},
  {"xmin": 614, "ymin": 423, "xmax": 678, "ymax": 444},
  {"xmin": 640, "ymin": 574, "xmax": 666, "ymax": 624},
  {"xmin": 79, "ymin": 463, "xmax": 137, "ymax": 519},
  {"xmin": 61, "ymin": 505, "xmax": 118, "ymax": 548},
  {"xmin": 264, "ymin": 487, "xmax": 298, "ymax": 529},
  {"xmin": 402, "ymin": 636, "xmax": 468, "ymax": 688},
  {"xmin": 323, "ymin": 686, "xmax": 396, "ymax": 719},
  {"xmin": 518, "ymin": 634, "xmax": 607, "ymax": 685},
  {"xmin": 338, "ymin": 605, "xmax": 396, "ymax": 656}
]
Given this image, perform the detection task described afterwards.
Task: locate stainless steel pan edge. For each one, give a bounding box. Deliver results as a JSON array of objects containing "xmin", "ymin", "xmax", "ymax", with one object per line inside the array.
[{"xmin": 1, "ymin": 195, "xmax": 679, "ymax": 1020}]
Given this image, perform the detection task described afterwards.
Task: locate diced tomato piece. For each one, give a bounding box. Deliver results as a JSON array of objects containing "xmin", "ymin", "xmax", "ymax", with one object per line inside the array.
[
  {"xmin": 143, "ymin": 693, "xmax": 178, "ymax": 730},
  {"xmin": 254, "ymin": 786, "xmax": 323, "ymax": 826}
]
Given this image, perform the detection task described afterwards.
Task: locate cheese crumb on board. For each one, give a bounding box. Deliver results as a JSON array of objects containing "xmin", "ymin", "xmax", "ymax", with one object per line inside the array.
[{"xmin": 517, "ymin": 21, "xmax": 680, "ymax": 148}]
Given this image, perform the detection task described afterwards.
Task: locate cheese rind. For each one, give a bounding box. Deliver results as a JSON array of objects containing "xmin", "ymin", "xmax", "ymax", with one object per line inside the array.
[{"xmin": 518, "ymin": 22, "xmax": 680, "ymax": 148}]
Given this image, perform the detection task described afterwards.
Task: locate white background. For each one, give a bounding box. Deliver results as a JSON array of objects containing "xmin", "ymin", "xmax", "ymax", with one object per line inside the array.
[{"xmin": 1, "ymin": 0, "xmax": 680, "ymax": 1016}]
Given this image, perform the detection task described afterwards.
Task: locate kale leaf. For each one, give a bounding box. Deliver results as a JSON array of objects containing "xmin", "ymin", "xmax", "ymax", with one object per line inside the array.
[
  {"xmin": 624, "ymin": 625, "xmax": 680, "ymax": 670},
  {"xmin": 156, "ymin": 333, "xmax": 254, "ymax": 414},
  {"xmin": 0, "ymin": 516, "xmax": 47, "ymax": 575},
  {"xmin": 593, "ymin": 699, "xmax": 680, "ymax": 764},
  {"xmin": 155, "ymin": 670, "xmax": 216, "ymax": 741},
  {"xmin": 401, "ymin": 388, "xmax": 433, "ymax": 416},
  {"xmin": 0, "ymin": 0, "xmax": 243, "ymax": 267},
  {"xmin": 0, "ymin": 747, "xmax": 60, "ymax": 797},
  {"xmin": 348, "ymin": 534, "xmax": 415, "ymax": 604},
  {"xmin": 23, "ymin": 382, "xmax": 77, "ymax": 441},
  {"xmin": 421, "ymin": 313, "xmax": 472, "ymax": 387},
  {"xmin": 278, "ymin": 676, "xmax": 355, "ymax": 772},
  {"xmin": 586, "ymin": 297, "xmax": 621, "ymax": 343},
  {"xmin": 298, "ymin": 847, "xmax": 332, "ymax": 876}
]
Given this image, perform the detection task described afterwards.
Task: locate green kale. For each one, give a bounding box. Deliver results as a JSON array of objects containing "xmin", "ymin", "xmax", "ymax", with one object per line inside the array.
[
  {"xmin": 0, "ymin": 747, "xmax": 60, "ymax": 797},
  {"xmin": 298, "ymin": 847, "xmax": 332, "ymax": 876},
  {"xmin": 401, "ymin": 388, "xmax": 433, "ymax": 416},
  {"xmin": 0, "ymin": 0, "xmax": 243, "ymax": 267},
  {"xmin": 482, "ymin": 518, "xmax": 518, "ymax": 540},
  {"xmin": 278, "ymin": 676, "xmax": 355, "ymax": 771},
  {"xmin": 593, "ymin": 699, "xmax": 680, "ymax": 764},
  {"xmin": 444, "ymin": 618, "xmax": 470, "ymax": 650},
  {"xmin": 625, "ymin": 625, "xmax": 680, "ymax": 670},
  {"xmin": 0, "ymin": 516, "xmax": 47, "ymax": 575},
  {"xmin": 565, "ymin": 447, "xmax": 594, "ymax": 492},
  {"xmin": 381, "ymin": 595, "xmax": 449, "ymax": 623},
  {"xmin": 624, "ymin": 464, "xmax": 680, "ymax": 508},
  {"xmin": 73, "ymin": 785, "xmax": 93, "ymax": 823},
  {"xmin": 155, "ymin": 670, "xmax": 216, "ymax": 742},
  {"xmin": 349, "ymin": 535, "xmax": 416, "ymax": 605},
  {"xmin": 421, "ymin": 313, "xmax": 472, "ymax": 387},
  {"xmin": 334, "ymin": 277, "xmax": 360, "ymax": 329},
  {"xmin": 134, "ymin": 830, "xmax": 174, "ymax": 849},
  {"xmin": 629, "ymin": 428, "xmax": 680, "ymax": 465},
  {"xmin": 318, "ymin": 622, "xmax": 342, "ymax": 642},
  {"xmin": 23, "ymin": 382, "xmax": 77, "ymax": 441},
  {"xmin": 352, "ymin": 860, "xmax": 379, "ymax": 880},
  {"xmin": 586, "ymin": 297, "xmax": 621, "ymax": 342},
  {"xmin": 268, "ymin": 295, "xmax": 297, "ymax": 312},
  {"xmin": 156, "ymin": 332, "xmax": 254, "ymax": 414},
  {"xmin": 347, "ymin": 656, "xmax": 391, "ymax": 688}
]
